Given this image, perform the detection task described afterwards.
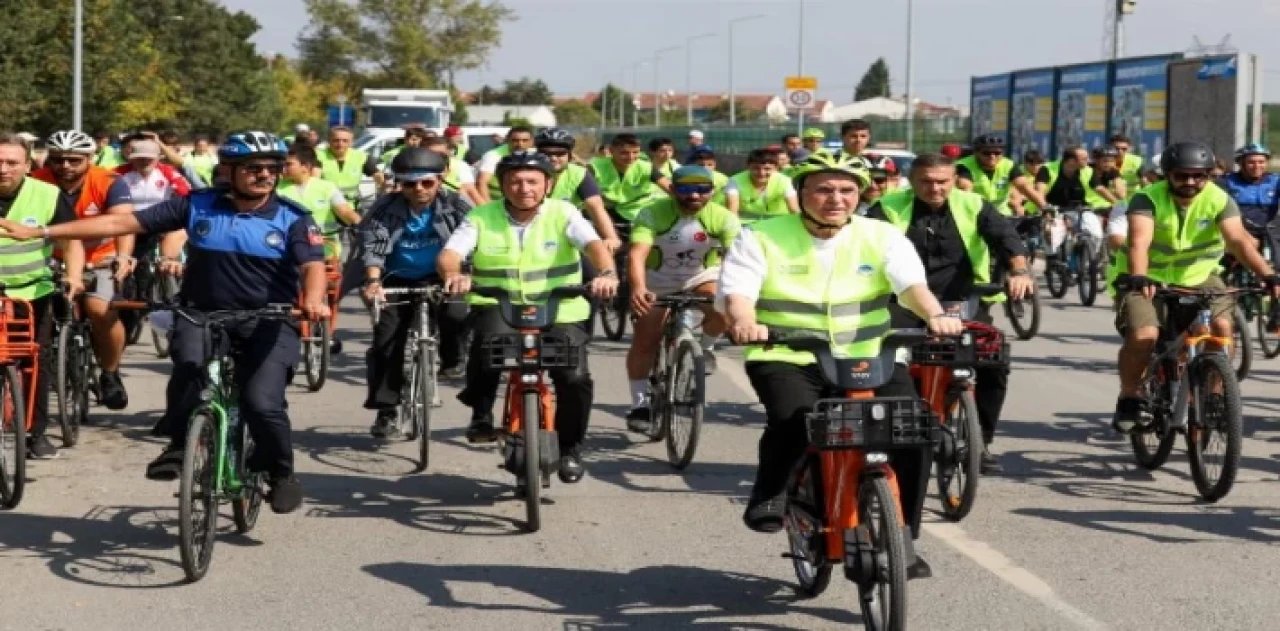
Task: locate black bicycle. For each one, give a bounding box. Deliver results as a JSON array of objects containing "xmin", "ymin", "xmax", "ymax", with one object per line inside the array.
[{"xmin": 596, "ymin": 222, "xmax": 631, "ymax": 342}]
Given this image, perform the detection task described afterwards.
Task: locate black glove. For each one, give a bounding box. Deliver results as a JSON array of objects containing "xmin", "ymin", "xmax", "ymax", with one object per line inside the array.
[{"xmin": 1125, "ymin": 274, "xmax": 1156, "ymax": 292}]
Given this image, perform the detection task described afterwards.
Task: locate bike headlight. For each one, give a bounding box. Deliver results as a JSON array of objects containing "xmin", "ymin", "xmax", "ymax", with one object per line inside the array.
[
  {"xmin": 865, "ymin": 452, "xmax": 890, "ymax": 465},
  {"xmin": 869, "ymin": 403, "xmax": 886, "ymax": 421},
  {"xmin": 952, "ymin": 368, "xmax": 973, "ymax": 379},
  {"xmin": 523, "ymin": 334, "xmax": 537, "ymax": 350},
  {"xmin": 520, "ymin": 374, "xmax": 538, "ymax": 385}
]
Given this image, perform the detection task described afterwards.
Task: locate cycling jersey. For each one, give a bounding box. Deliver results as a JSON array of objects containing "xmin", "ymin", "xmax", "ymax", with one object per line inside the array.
[
  {"xmin": 32, "ymin": 165, "xmax": 132, "ymax": 263},
  {"xmin": 1218, "ymin": 172, "xmax": 1280, "ymax": 230},
  {"xmin": 115, "ymin": 164, "xmax": 191, "ymax": 211},
  {"xmin": 631, "ymin": 198, "xmax": 740, "ymax": 293}
]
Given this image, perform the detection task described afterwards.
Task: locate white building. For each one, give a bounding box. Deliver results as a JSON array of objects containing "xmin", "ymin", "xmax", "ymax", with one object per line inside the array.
[{"xmin": 465, "ymin": 105, "xmax": 557, "ymax": 127}]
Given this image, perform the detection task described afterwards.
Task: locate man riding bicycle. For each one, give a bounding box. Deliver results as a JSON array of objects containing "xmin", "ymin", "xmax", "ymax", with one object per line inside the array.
[
  {"xmin": 954, "ymin": 134, "xmax": 1051, "ymax": 217},
  {"xmin": 624, "ymin": 165, "xmax": 740, "ymax": 430},
  {"xmin": 535, "ymin": 128, "xmax": 621, "ymax": 253},
  {"xmin": 360, "ymin": 147, "xmax": 472, "ymax": 438},
  {"xmin": 1219, "ymin": 143, "xmax": 1280, "ymax": 270},
  {"xmin": 722, "ymin": 149, "xmax": 799, "ymax": 223},
  {"xmin": 1110, "ymin": 142, "xmax": 1280, "ymax": 433},
  {"xmin": 439, "ymin": 151, "xmax": 620, "ymax": 483},
  {"xmin": 718, "ymin": 153, "xmax": 962, "ymax": 578},
  {"xmin": 588, "ymin": 133, "xmax": 671, "ymax": 224},
  {"xmin": 1, "ymin": 132, "xmax": 331, "ymax": 513}
]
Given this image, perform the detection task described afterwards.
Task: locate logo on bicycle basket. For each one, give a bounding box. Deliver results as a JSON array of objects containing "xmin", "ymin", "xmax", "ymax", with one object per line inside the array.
[
  {"xmin": 264, "ymin": 230, "xmax": 284, "ymax": 248},
  {"xmin": 194, "ymin": 219, "xmax": 211, "ymax": 237}
]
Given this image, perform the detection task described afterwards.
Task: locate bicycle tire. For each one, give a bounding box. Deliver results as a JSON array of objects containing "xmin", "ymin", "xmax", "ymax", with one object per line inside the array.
[
  {"xmin": 1186, "ymin": 353, "xmax": 1243, "ymax": 502},
  {"xmin": 55, "ymin": 324, "xmax": 81, "ymax": 448},
  {"xmin": 179, "ymin": 412, "xmax": 219, "ymax": 582},
  {"xmin": 1232, "ymin": 308, "xmax": 1252, "ymax": 382},
  {"xmin": 1257, "ymin": 297, "xmax": 1280, "ymax": 359},
  {"xmin": 303, "ymin": 319, "xmax": 330, "ymax": 392},
  {"xmin": 858, "ymin": 476, "xmax": 908, "ymax": 631},
  {"xmin": 231, "ymin": 424, "xmax": 264, "ymax": 534},
  {"xmin": 600, "ymin": 294, "xmax": 629, "ymax": 341},
  {"xmin": 522, "ymin": 389, "xmax": 542, "ymax": 533},
  {"xmin": 123, "ymin": 311, "xmax": 144, "ymax": 346},
  {"xmin": 1077, "ymin": 246, "xmax": 1097, "ymax": 306},
  {"xmin": 1045, "ymin": 263, "xmax": 1068, "ymax": 299},
  {"xmin": 0, "ymin": 365, "xmax": 27, "ymax": 509},
  {"xmin": 1005, "ymin": 293, "xmax": 1041, "ymax": 340},
  {"xmin": 665, "ymin": 339, "xmax": 705, "ymax": 470},
  {"xmin": 785, "ymin": 456, "xmax": 831, "ymax": 597},
  {"xmin": 938, "ymin": 389, "xmax": 982, "ymax": 522},
  {"xmin": 414, "ymin": 344, "xmax": 434, "ymax": 473}
]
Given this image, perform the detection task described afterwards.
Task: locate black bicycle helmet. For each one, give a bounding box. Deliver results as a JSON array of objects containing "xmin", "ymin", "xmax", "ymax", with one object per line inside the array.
[
  {"xmin": 972, "ymin": 134, "xmax": 1006, "ymax": 150},
  {"xmin": 496, "ymin": 150, "xmax": 554, "ymax": 180},
  {"xmin": 390, "ymin": 147, "xmax": 447, "ymax": 180},
  {"xmin": 1091, "ymin": 145, "xmax": 1120, "ymax": 159},
  {"xmin": 534, "ymin": 127, "xmax": 575, "ymax": 150},
  {"xmin": 1159, "ymin": 141, "xmax": 1216, "ymax": 173}
]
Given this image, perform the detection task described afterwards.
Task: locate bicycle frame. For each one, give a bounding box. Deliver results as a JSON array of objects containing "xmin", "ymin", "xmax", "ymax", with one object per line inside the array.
[{"xmin": 197, "ymin": 327, "xmax": 247, "ymax": 499}]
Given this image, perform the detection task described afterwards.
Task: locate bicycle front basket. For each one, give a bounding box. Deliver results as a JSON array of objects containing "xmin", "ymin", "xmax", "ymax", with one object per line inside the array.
[{"xmin": 805, "ymin": 396, "xmax": 935, "ymax": 450}]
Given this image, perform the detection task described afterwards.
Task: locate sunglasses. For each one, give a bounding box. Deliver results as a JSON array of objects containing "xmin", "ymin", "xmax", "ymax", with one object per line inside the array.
[
  {"xmin": 674, "ymin": 184, "xmax": 714, "ymax": 196},
  {"xmin": 398, "ymin": 178, "xmax": 440, "ymax": 189},
  {"xmin": 1170, "ymin": 171, "xmax": 1209, "ymax": 183},
  {"xmin": 979, "ymin": 150, "xmax": 1004, "ymax": 157},
  {"xmin": 46, "ymin": 155, "xmax": 87, "ymax": 166},
  {"xmin": 241, "ymin": 163, "xmax": 282, "ymax": 175},
  {"xmin": 541, "ymin": 149, "xmax": 570, "ymax": 158},
  {"xmin": 872, "ymin": 177, "xmax": 889, "ymax": 184}
]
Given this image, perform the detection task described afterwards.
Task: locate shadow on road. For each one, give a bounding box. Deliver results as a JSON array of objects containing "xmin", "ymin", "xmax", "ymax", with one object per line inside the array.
[
  {"xmin": 300, "ymin": 470, "xmax": 526, "ymax": 536},
  {"xmin": 1013, "ymin": 503, "xmax": 1280, "ymax": 544},
  {"xmin": 363, "ymin": 562, "xmax": 858, "ymax": 629}
]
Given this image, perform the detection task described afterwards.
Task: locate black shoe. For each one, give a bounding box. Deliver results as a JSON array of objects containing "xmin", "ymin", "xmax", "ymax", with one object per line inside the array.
[
  {"xmin": 370, "ymin": 409, "xmax": 399, "ymax": 440},
  {"xmin": 439, "ymin": 364, "xmax": 465, "ymax": 380},
  {"xmin": 743, "ymin": 493, "xmax": 786, "ymax": 533},
  {"xmin": 27, "ymin": 435, "xmax": 58, "ymax": 460},
  {"xmin": 268, "ymin": 475, "xmax": 304, "ymax": 514},
  {"xmin": 99, "ymin": 371, "xmax": 128, "ymax": 411},
  {"xmin": 625, "ymin": 407, "xmax": 651, "ymax": 433},
  {"xmin": 145, "ymin": 445, "xmax": 184, "ymax": 481},
  {"xmin": 907, "ymin": 555, "xmax": 934, "ymax": 581},
  {"xmin": 980, "ymin": 449, "xmax": 1002, "ymax": 475},
  {"xmin": 329, "ymin": 338, "xmax": 343, "ymax": 356},
  {"xmin": 558, "ymin": 446, "xmax": 586, "ymax": 483},
  {"xmin": 466, "ymin": 413, "xmax": 497, "ymax": 443},
  {"xmin": 1112, "ymin": 397, "xmax": 1145, "ymax": 434}
]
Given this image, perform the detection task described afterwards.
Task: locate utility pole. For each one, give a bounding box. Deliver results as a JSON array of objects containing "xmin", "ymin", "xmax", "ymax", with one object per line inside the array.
[
  {"xmin": 904, "ymin": 0, "xmax": 916, "ymax": 151},
  {"xmin": 727, "ymin": 15, "xmax": 765, "ymax": 126}
]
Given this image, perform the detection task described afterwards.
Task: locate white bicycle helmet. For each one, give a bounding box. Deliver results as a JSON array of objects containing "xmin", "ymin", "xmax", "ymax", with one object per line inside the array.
[{"xmin": 46, "ymin": 130, "xmax": 97, "ymax": 154}]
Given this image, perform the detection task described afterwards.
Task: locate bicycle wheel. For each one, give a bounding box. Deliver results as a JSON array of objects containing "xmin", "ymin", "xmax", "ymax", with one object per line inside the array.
[
  {"xmin": 179, "ymin": 412, "xmax": 220, "ymax": 582},
  {"xmin": 784, "ymin": 456, "xmax": 831, "ymax": 597},
  {"xmin": 522, "ymin": 389, "xmax": 542, "ymax": 533},
  {"xmin": 937, "ymin": 389, "xmax": 981, "ymax": 522},
  {"xmin": 413, "ymin": 346, "xmax": 434, "ymax": 473},
  {"xmin": 302, "ymin": 319, "xmax": 330, "ymax": 392},
  {"xmin": 1231, "ymin": 308, "xmax": 1251, "ymax": 382},
  {"xmin": 55, "ymin": 324, "xmax": 83, "ymax": 448},
  {"xmin": 858, "ymin": 476, "xmax": 908, "ymax": 631},
  {"xmin": 1186, "ymin": 353, "xmax": 1243, "ymax": 502},
  {"xmin": 665, "ymin": 339, "xmax": 705, "ymax": 470},
  {"xmin": 1257, "ymin": 297, "xmax": 1280, "ymax": 359},
  {"xmin": 1045, "ymin": 263, "xmax": 1068, "ymax": 299},
  {"xmin": 1004, "ymin": 293, "xmax": 1040, "ymax": 341},
  {"xmin": 600, "ymin": 294, "xmax": 629, "ymax": 341},
  {"xmin": 0, "ymin": 365, "xmax": 27, "ymax": 509},
  {"xmin": 1077, "ymin": 246, "xmax": 1097, "ymax": 306},
  {"xmin": 231, "ymin": 424, "xmax": 264, "ymax": 534},
  {"xmin": 150, "ymin": 278, "xmax": 174, "ymax": 359}
]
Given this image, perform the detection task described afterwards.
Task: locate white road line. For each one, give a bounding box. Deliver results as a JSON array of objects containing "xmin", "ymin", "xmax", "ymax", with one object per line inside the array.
[{"xmin": 717, "ymin": 355, "xmax": 1109, "ymax": 631}]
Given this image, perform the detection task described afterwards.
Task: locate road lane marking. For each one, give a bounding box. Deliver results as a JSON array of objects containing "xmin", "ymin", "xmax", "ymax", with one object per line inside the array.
[{"xmin": 717, "ymin": 354, "xmax": 1108, "ymax": 630}]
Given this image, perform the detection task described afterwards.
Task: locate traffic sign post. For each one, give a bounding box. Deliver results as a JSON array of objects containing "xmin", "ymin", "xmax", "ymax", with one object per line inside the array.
[{"xmin": 785, "ymin": 76, "xmax": 818, "ymax": 136}]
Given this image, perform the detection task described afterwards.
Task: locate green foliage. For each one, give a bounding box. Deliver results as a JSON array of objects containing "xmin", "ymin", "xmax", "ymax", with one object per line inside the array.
[
  {"xmin": 855, "ymin": 58, "xmax": 892, "ymax": 102},
  {"xmin": 478, "ymin": 77, "xmax": 553, "ymax": 105},
  {"xmin": 704, "ymin": 99, "xmax": 761, "ymax": 123},
  {"xmin": 553, "ymin": 100, "xmax": 600, "ymax": 127},
  {"xmin": 502, "ymin": 114, "xmax": 532, "ymax": 128},
  {"xmin": 592, "ymin": 84, "xmax": 640, "ymax": 126}
]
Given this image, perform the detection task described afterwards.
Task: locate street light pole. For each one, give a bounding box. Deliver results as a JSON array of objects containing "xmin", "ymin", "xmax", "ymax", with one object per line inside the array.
[
  {"xmin": 728, "ymin": 14, "xmax": 766, "ymax": 126},
  {"xmin": 685, "ymin": 33, "xmax": 716, "ymax": 126},
  {"xmin": 904, "ymin": 0, "xmax": 916, "ymax": 151},
  {"xmin": 73, "ymin": 0, "xmax": 83, "ymax": 130},
  {"xmin": 796, "ymin": 0, "xmax": 806, "ymax": 137},
  {"xmin": 653, "ymin": 46, "xmax": 681, "ymax": 128}
]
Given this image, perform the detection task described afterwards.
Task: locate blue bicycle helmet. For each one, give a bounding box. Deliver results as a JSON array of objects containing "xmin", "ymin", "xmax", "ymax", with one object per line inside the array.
[
  {"xmin": 218, "ymin": 131, "xmax": 287, "ymax": 162},
  {"xmin": 1235, "ymin": 142, "xmax": 1272, "ymax": 161}
]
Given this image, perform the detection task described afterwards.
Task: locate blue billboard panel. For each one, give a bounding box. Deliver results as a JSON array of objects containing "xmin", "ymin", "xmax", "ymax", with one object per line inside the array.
[
  {"xmin": 1010, "ymin": 68, "xmax": 1056, "ymax": 161},
  {"xmin": 1054, "ymin": 62, "xmax": 1110, "ymax": 152},
  {"xmin": 1111, "ymin": 54, "xmax": 1180, "ymax": 161},
  {"xmin": 970, "ymin": 74, "xmax": 1011, "ymax": 142},
  {"xmin": 328, "ymin": 105, "xmax": 354, "ymax": 128}
]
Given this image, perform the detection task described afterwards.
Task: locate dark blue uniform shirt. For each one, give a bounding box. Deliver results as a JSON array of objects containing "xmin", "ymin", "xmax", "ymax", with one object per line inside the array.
[{"xmin": 135, "ymin": 189, "xmax": 324, "ymax": 310}]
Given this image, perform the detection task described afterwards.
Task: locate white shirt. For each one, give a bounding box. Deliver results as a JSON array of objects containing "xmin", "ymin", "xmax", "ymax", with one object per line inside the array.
[
  {"xmin": 723, "ymin": 174, "xmax": 798, "ymax": 199},
  {"xmin": 716, "ymin": 221, "xmax": 927, "ymax": 313},
  {"xmin": 453, "ymin": 163, "xmax": 475, "ymax": 185},
  {"xmin": 444, "ymin": 203, "xmax": 601, "ymax": 257},
  {"xmin": 476, "ymin": 149, "xmax": 504, "ymax": 176},
  {"xmin": 119, "ymin": 168, "xmax": 176, "ymax": 212}
]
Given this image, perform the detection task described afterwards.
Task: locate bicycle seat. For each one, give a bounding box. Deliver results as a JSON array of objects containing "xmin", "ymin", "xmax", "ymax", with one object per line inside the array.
[
  {"xmin": 473, "ymin": 285, "xmax": 589, "ymax": 331},
  {"xmin": 774, "ymin": 329, "xmax": 930, "ymax": 390}
]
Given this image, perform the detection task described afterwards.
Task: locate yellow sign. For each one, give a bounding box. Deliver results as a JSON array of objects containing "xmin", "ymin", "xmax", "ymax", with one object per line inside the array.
[{"xmin": 785, "ymin": 76, "xmax": 818, "ymax": 90}]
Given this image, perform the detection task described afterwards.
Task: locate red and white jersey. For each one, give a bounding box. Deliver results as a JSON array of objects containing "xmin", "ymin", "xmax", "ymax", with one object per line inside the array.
[{"xmin": 115, "ymin": 163, "xmax": 191, "ymax": 211}]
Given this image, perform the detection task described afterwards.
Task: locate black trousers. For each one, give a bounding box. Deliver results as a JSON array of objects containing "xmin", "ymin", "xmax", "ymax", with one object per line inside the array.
[
  {"xmin": 746, "ymin": 361, "xmax": 931, "ymax": 539},
  {"xmin": 161, "ymin": 314, "xmax": 300, "ymax": 477},
  {"xmin": 457, "ymin": 306, "xmax": 593, "ymax": 451},
  {"xmin": 364, "ymin": 276, "xmax": 468, "ymax": 410},
  {"xmin": 20, "ymin": 295, "xmax": 55, "ymax": 440}
]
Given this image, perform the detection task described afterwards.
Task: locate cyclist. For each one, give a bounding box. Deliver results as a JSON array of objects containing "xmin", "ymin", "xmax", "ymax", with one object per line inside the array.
[
  {"xmin": 534, "ymin": 128, "xmax": 621, "ymax": 252},
  {"xmin": 1089, "ymin": 145, "xmax": 1127, "ymax": 205},
  {"xmin": 798, "ymin": 127, "xmax": 825, "ymax": 160},
  {"xmin": 856, "ymin": 155, "xmax": 895, "ymax": 215},
  {"xmin": 360, "ymin": 147, "xmax": 472, "ymax": 438},
  {"xmin": 684, "ymin": 130, "xmax": 708, "ymax": 163},
  {"xmin": 647, "ymin": 137, "xmax": 681, "ymax": 179},
  {"xmin": 418, "ymin": 136, "xmax": 481, "ymax": 205},
  {"xmin": 32, "ymin": 130, "xmax": 136, "ymax": 410},
  {"xmin": 475, "ymin": 125, "xmax": 536, "ymax": 204},
  {"xmin": 830, "ymin": 119, "xmax": 872, "ymax": 162},
  {"xmin": 92, "ymin": 130, "xmax": 124, "ymax": 169},
  {"xmin": 184, "ymin": 135, "xmax": 219, "ymax": 187},
  {"xmin": 1036, "ymin": 146, "xmax": 1111, "ymax": 211},
  {"xmin": 0, "ymin": 133, "xmax": 85, "ymax": 459},
  {"xmin": 377, "ymin": 125, "xmax": 429, "ymax": 170},
  {"xmin": 719, "ymin": 152, "xmax": 961, "ymax": 579},
  {"xmin": 318, "ymin": 126, "xmax": 382, "ymax": 206},
  {"xmin": 438, "ymin": 151, "xmax": 620, "ymax": 483},
  {"xmin": 722, "ymin": 148, "xmax": 798, "ymax": 223},
  {"xmin": 1110, "ymin": 142, "xmax": 1280, "ymax": 433},
  {"xmin": 687, "ymin": 147, "xmax": 729, "ymax": 196},
  {"xmin": 588, "ymin": 133, "xmax": 670, "ymax": 223},
  {"xmin": 1110, "ymin": 133, "xmax": 1144, "ymax": 198},
  {"xmin": 623, "ymin": 165, "xmax": 740, "ymax": 429},
  {"xmin": 866, "ymin": 153, "xmax": 1034, "ymax": 473},
  {"xmin": 955, "ymin": 134, "xmax": 1052, "ymax": 217},
  {"xmin": 443, "ymin": 125, "xmax": 470, "ymax": 162},
  {"xmin": 2, "ymin": 132, "xmax": 331, "ymax": 512},
  {"xmin": 116, "ymin": 137, "xmax": 192, "ymax": 211},
  {"xmin": 1219, "ymin": 143, "xmax": 1280, "ymax": 270}
]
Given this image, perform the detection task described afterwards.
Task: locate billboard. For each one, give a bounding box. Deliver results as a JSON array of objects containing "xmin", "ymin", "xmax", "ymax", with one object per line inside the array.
[
  {"xmin": 1054, "ymin": 62, "xmax": 1110, "ymax": 151},
  {"xmin": 1110, "ymin": 54, "xmax": 1180, "ymax": 161},
  {"xmin": 970, "ymin": 74, "xmax": 1011, "ymax": 142},
  {"xmin": 1009, "ymin": 68, "xmax": 1056, "ymax": 161}
]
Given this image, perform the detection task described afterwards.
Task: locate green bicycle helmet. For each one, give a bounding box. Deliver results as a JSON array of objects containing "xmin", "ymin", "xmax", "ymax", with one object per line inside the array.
[{"xmin": 790, "ymin": 152, "xmax": 871, "ymax": 191}]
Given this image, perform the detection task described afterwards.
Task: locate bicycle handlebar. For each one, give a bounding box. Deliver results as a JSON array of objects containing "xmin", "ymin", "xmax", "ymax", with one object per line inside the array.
[{"xmin": 730, "ymin": 327, "xmax": 961, "ymax": 349}]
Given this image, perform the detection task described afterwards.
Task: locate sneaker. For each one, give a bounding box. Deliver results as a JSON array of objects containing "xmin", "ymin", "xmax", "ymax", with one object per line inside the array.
[
  {"xmin": 466, "ymin": 413, "xmax": 497, "ymax": 443},
  {"xmin": 145, "ymin": 445, "xmax": 184, "ymax": 481},
  {"xmin": 370, "ymin": 409, "xmax": 399, "ymax": 440},
  {"xmin": 439, "ymin": 364, "xmax": 465, "ymax": 380},
  {"xmin": 558, "ymin": 446, "xmax": 586, "ymax": 483},
  {"xmin": 742, "ymin": 493, "xmax": 786, "ymax": 533},
  {"xmin": 27, "ymin": 435, "xmax": 58, "ymax": 460},
  {"xmin": 702, "ymin": 349, "xmax": 718, "ymax": 376},
  {"xmin": 980, "ymin": 449, "xmax": 1002, "ymax": 475},
  {"xmin": 268, "ymin": 475, "xmax": 304, "ymax": 514},
  {"xmin": 99, "ymin": 371, "xmax": 128, "ymax": 411},
  {"xmin": 329, "ymin": 338, "xmax": 343, "ymax": 356},
  {"xmin": 625, "ymin": 407, "xmax": 652, "ymax": 433},
  {"xmin": 907, "ymin": 555, "xmax": 934, "ymax": 581},
  {"xmin": 1112, "ymin": 397, "xmax": 1144, "ymax": 434}
]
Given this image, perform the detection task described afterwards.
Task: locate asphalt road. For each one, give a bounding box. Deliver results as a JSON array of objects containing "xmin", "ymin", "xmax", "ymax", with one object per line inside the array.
[{"xmin": 4, "ymin": 289, "xmax": 1280, "ymax": 631}]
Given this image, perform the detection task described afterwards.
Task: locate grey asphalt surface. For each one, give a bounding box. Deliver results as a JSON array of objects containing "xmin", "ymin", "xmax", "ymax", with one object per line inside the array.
[{"xmin": 5, "ymin": 288, "xmax": 1280, "ymax": 631}]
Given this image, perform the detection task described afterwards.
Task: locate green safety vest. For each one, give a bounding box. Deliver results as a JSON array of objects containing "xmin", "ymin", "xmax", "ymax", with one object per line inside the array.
[
  {"xmin": 441, "ymin": 156, "xmax": 470, "ymax": 193},
  {"xmin": 1106, "ymin": 181, "xmax": 1228, "ymax": 294},
  {"xmin": 744, "ymin": 214, "xmax": 895, "ymax": 365},
  {"xmin": 1120, "ymin": 153, "xmax": 1144, "ymax": 200},
  {"xmin": 277, "ymin": 178, "xmax": 343, "ymax": 258},
  {"xmin": 380, "ymin": 146, "xmax": 403, "ymax": 168},
  {"xmin": 0, "ymin": 178, "xmax": 58, "ymax": 300},
  {"xmin": 453, "ymin": 143, "xmax": 469, "ymax": 161},
  {"xmin": 878, "ymin": 188, "xmax": 1003, "ymax": 303},
  {"xmin": 186, "ymin": 152, "xmax": 217, "ymax": 185},
  {"xmin": 548, "ymin": 163, "xmax": 588, "ymax": 205},
  {"xmin": 631, "ymin": 197, "xmax": 740, "ymax": 270},
  {"xmin": 726, "ymin": 171, "xmax": 791, "ymax": 224},
  {"xmin": 482, "ymin": 145, "xmax": 512, "ymax": 201},
  {"xmin": 466, "ymin": 199, "xmax": 590, "ymax": 323},
  {"xmin": 589, "ymin": 156, "xmax": 658, "ymax": 221},
  {"xmin": 94, "ymin": 146, "xmax": 123, "ymax": 169},
  {"xmin": 655, "ymin": 159, "xmax": 680, "ymax": 179},
  {"xmin": 956, "ymin": 155, "xmax": 1016, "ymax": 215},
  {"xmin": 318, "ymin": 148, "xmax": 369, "ymax": 201},
  {"xmin": 1043, "ymin": 161, "xmax": 1110, "ymax": 210}
]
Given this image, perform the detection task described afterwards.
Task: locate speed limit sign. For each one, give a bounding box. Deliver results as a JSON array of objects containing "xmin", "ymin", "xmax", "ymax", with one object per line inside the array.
[
  {"xmin": 787, "ymin": 90, "xmax": 813, "ymax": 108},
  {"xmin": 784, "ymin": 76, "xmax": 817, "ymax": 110}
]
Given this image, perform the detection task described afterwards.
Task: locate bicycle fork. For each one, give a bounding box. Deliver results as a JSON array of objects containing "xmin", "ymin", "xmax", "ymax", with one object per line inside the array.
[{"xmin": 821, "ymin": 451, "xmax": 909, "ymax": 587}]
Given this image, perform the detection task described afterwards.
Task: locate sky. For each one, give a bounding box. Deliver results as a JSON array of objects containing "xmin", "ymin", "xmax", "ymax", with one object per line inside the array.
[{"xmin": 221, "ymin": 0, "xmax": 1280, "ymax": 106}]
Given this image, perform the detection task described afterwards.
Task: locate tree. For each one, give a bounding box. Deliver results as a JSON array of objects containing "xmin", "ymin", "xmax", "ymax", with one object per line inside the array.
[
  {"xmin": 704, "ymin": 99, "xmax": 761, "ymax": 123},
  {"xmin": 473, "ymin": 85, "xmax": 500, "ymax": 105},
  {"xmin": 449, "ymin": 87, "xmax": 470, "ymax": 125},
  {"xmin": 502, "ymin": 114, "xmax": 532, "ymax": 128},
  {"xmin": 494, "ymin": 77, "xmax": 553, "ymax": 105},
  {"xmin": 553, "ymin": 100, "xmax": 600, "ymax": 127},
  {"xmin": 299, "ymin": 0, "xmax": 514, "ymax": 89},
  {"xmin": 591, "ymin": 84, "xmax": 639, "ymax": 126},
  {"xmin": 854, "ymin": 58, "xmax": 892, "ymax": 102}
]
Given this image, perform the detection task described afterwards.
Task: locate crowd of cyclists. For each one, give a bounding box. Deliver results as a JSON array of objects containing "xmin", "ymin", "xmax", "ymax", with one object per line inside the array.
[{"xmin": 3, "ymin": 115, "xmax": 1279, "ymax": 624}]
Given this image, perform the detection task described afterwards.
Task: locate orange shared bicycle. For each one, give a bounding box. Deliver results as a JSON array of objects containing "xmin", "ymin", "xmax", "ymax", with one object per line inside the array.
[
  {"xmin": 0, "ymin": 284, "xmax": 47, "ymax": 510},
  {"xmin": 298, "ymin": 257, "xmax": 342, "ymax": 392}
]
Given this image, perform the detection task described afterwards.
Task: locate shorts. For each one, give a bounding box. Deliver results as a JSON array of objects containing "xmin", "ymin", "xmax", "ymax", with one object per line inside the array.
[
  {"xmin": 647, "ymin": 267, "xmax": 721, "ymax": 296},
  {"xmin": 1114, "ymin": 275, "xmax": 1233, "ymax": 336},
  {"xmin": 84, "ymin": 268, "xmax": 116, "ymax": 303}
]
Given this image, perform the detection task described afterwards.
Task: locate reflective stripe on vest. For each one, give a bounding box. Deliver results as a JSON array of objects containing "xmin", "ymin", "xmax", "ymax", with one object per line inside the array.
[
  {"xmin": 1106, "ymin": 181, "xmax": 1228, "ymax": 290},
  {"xmin": 590, "ymin": 156, "xmax": 657, "ymax": 221},
  {"xmin": 318, "ymin": 149, "xmax": 368, "ymax": 200},
  {"xmin": 877, "ymin": 188, "xmax": 1000, "ymax": 302},
  {"xmin": 466, "ymin": 199, "xmax": 589, "ymax": 323},
  {"xmin": 956, "ymin": 155, "xmax": 1015, "ymax": 215},
  {"xmin": 730, "ymin": 171, "xmax": 790, "ymax": 223},
  {"xmin": 549, "ymin": 163, "xmax": 588, "ymax": 205},
  {"xmin": 0, "ymin": 178, "xmax": 57, "ymax": 299},
  {"xmin": 743, "ymin": 214, "xmax": 894, "ymax": 365}
]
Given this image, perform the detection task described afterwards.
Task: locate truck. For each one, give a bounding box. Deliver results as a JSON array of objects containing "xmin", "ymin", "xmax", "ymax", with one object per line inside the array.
[{"xmin": 358, "ymin": 89, "xmax": 453, "ymax": 136}]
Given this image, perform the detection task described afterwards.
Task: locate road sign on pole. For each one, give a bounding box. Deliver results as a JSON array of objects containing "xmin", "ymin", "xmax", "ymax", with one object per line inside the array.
[{"xmin": 784, "ymin": 76, "xmax": 818, "ymax": 111}]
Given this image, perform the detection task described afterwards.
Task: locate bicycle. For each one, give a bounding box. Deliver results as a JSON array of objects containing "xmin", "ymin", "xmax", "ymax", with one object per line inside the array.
[
  {"xmin": 1121, "ymin": 282, "xmax": 1264, "ymax": 502},
  {"xmin": 0, "ymin": 281, "xmax": 42, "ymax": 510},
  {"xmin": 123, "ymin": 247, "xmax": 181, "ymax": 358},
  {"xmin": 474, "ymin": 284, "xmax": 587, "ymax": 533},
  {"xmin": 909, "ymin": 285, "xmax": 1009, "ymax": 522},
  {"xmin": 1043, "ymin": 207, "xmax": 1104, "ymax": 305},
  {"xmin": 298, "ymin": 258, "xmax": 342, "ymax": 392},
  {"xmin": 641, "ymin": 293, "xmax": 711, "ymax": 470},
  {"xmin": 1222, "ymin": 252, "xmax": 1268, "ymax": 376},
  {"xmin": 596, "ymin": 222, "xmax": 631, "ymax": 342},
  {"xmin": 746, "ymin": 331, "xmax": 938, "ymax": 630},
  {"xmin": 370, "ymin": 285, "xmax": 444, "ymax": 473},
  {"xmin": 50, "ymin": 264, "xmax": 99, "ymax": 449},
  {"xmin": 991, "ymin": 261, "xmax": 1040, "ymax": 341}
]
